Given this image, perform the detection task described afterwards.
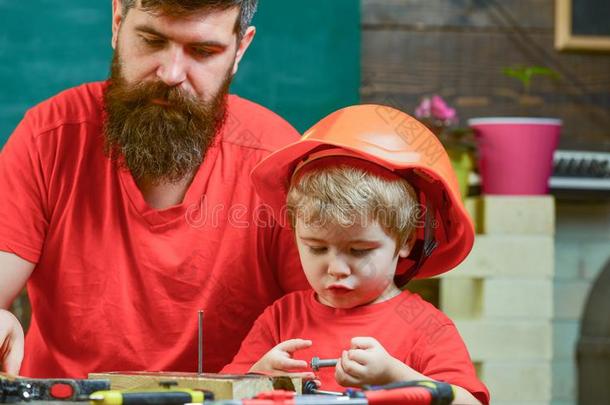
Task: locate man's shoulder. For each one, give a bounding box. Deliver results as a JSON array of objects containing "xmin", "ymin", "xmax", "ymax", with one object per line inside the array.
[
  {"xmin": 222, "ymin": 95, "xmax": 300, "ymax": 153},
  {"xmin": 24, "ymin": 81, "xmax": 106, "ymax": 136}
]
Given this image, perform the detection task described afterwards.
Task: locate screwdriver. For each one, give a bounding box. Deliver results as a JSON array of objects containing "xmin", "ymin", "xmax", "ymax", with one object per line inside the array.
[{"xmin": 89, "ymin": 386, "xmax": 211, "ymax": 405}]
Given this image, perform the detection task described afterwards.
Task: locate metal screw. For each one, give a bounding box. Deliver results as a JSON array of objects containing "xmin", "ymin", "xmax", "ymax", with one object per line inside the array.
[
  {"xmin": 198, "ymin": 310, "xmax": 204, "ymax": 375},
  {"xmin": 310, "ymin": 356, "xmax": 338, "ymax": 371}
]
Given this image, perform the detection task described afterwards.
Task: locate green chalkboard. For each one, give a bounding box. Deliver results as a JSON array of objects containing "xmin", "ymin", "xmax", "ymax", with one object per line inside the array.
[{"xmin": 0, "ymin": 1, "xmax": 360, "ymax": 146}]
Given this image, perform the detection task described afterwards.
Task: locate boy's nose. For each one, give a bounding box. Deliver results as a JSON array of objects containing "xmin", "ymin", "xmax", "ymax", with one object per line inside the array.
[
  {"xmin": 327, "ymin": 256, "xmax": 351, "ymax": 278},
  {"xmin": 156, "ymin": 47, "xmax": 187, "ymax": 87}
]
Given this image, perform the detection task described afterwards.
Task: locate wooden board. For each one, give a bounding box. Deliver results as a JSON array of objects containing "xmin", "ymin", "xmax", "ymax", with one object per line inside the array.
[
  {"xmin": 361, "ymin": 1, "xmax": 610, "ymax": 151},
  {"xmin": 88, "ymin": 372, "xmax": 301, "ymax": 400},
  {"xmin": 363, "ymin": 0, "xmax": 553, "ymax": 29}
]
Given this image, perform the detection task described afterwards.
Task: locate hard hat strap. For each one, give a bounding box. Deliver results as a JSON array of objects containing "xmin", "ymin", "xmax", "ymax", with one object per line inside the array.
[{"xmin": 395, "ymin": 200, "xmax": 438, "ymax": 286}]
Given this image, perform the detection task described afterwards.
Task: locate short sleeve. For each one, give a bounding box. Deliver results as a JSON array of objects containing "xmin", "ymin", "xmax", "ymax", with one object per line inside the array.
[
  {"xmin": 412, "ymin": 322, "xmax": 490, "ymax": 404},
  {"xmin": 221, "ymin": 303, "xmax": 280, "ymax": 373},
  {"xmin": 0, "ymin": 113, "xmax": 49, "ymax": 263}
]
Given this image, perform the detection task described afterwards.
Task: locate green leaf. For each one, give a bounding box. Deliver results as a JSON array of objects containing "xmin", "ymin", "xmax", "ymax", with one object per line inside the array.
[{"xmin": 502, "ymin": 65, "xmax": 560, "ymax": 93}]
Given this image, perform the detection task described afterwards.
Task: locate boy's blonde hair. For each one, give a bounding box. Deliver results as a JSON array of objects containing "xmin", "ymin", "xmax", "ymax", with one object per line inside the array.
[{"xmin": 286, "ymin": 161, "xmax": 419, "ymax": 254}]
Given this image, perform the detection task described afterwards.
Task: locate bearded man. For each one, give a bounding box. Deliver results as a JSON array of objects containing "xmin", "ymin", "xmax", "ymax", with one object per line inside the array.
[{"xmin": 0, "ymin": 0, "xmax": 308, "ymax": 378}]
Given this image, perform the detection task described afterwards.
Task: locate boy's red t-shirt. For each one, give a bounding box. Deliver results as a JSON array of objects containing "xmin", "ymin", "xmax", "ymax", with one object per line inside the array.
[
  {"xmin": 0, "ymin": 82, "xmax": 309, "ymax": 377},
  {"xmin": 223, "ymin": 290, "xmax": 490, "ymax": 404}
]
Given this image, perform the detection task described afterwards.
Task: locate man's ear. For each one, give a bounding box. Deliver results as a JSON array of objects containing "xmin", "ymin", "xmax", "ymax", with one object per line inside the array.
[
  {"xmin": 231, "ymin": 26, "xmax": 256, "ymax": 75},
  {"xmin": 111, "ymin": 0, "xmax": 124, "ymax": 50},
  {"xmin": 398, "ymin": 232, "xmax": 417, "ymax": 259}
]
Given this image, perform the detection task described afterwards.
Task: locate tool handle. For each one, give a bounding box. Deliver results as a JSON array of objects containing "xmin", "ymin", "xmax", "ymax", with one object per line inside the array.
[
  {"xmin": 123, "ymin": 391, "xmax": 199, "ymax": 405},
  {"xmin": 90, "ymin": 390, "xmax": 205, "ymax": 405},
  {"xmin": 364, "ymin": 387, "xmax": 433, "ymax": 405},
  {"xmin": 361, "ymin": 380, "xmax": 454, "ymax": 405}
]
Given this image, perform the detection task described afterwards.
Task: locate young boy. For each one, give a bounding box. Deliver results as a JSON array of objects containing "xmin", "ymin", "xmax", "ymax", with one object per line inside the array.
[{"xmin": 221, "ymin": 105, "xmax": 490, "ymax": 404}]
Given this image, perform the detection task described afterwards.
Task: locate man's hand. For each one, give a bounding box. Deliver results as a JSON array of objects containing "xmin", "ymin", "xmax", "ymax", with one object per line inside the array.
[
  {"xmin": 335, "ymin": 336, "xmax": 410, "ymax": 387},
  {"xmin": 0, "ymin": 309, "xmax": 24, "ymax": 375},
  {"xmin": 249, "ymin": 338, "xmax": 315, "ymax": 379}
]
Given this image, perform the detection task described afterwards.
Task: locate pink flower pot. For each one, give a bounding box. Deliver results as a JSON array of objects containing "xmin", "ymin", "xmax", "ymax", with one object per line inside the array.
[{"xmin": 468, "ymin": 117, "xmax": 561, "ymax": 195}]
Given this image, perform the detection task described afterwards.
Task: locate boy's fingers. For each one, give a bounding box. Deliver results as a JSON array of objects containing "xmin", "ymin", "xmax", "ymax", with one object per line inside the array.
[
  {"xmin": 347, "ymin": 348, "xmax": 369, "ymax": 365},
  {"xmin": 277, "ymin": 339, "xmax": 312, "ymax": 353},
  {"xmin": 340, "ymin": 350, "xmax": 366, "ymax": 379},
  {"xmin": 254, "ymin": 369, "xmax": 314, "ymax": 379},
  {"xmin": 277, "ymin": 357, "xmax": 308, "ymax": 370},
  {"xmin": 285, "ymin": 371, "xmax": 316, "ymax": 379},
  {"xmin": 350, "ymin": 336, "xmax": 376, "ymax": 349},
  {"xmin": 342, "ymin": 358, "xmax": 366, "ymax": 379},
  {"xmin": 334, "ymin": 357, "xmax": 347, "ymax": 383},
  {"xmin": 336, "ymin": 350, "xmax": 348, "ymax": 374},
  {"xmin": 335, "ymin": 357, "xmax": 360, "ymax": 388}
]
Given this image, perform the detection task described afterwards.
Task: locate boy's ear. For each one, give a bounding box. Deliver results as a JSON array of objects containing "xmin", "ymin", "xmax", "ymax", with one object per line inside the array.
[{"xmin": 398, "ymin": 232, "xmax": 417, "ymax": 258}]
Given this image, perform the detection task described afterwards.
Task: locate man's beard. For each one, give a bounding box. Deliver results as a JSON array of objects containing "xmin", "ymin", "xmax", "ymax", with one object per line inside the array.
[{"xmin": 103, "ymin": 52, "xmax": 231, "ymax": 184}]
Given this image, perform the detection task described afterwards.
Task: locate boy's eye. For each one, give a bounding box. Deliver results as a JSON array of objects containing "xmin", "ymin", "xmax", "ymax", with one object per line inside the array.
[
  {"xmin": 350, "ymin": 248, "xmax": 374, "ymax": 257},
  {"xmin": 308, "ymin": 246, "xmax": 327, "ymax": 255}
]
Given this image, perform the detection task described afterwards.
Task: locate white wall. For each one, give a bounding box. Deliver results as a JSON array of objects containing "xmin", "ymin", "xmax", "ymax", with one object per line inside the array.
[{"xmin": 552, "ymin": 200, "xmax": 610, "ymax": 405}]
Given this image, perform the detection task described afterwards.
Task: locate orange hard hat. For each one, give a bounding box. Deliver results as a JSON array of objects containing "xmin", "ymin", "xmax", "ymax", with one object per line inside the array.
[{"xmin": 251, "ymin": 104, "xmax": 474, "ymax": 282}]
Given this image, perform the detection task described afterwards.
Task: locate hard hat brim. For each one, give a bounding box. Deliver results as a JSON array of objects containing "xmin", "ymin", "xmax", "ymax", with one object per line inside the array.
[{"xmin": 251, "ymin": 138, "xmax": 474, "ymax": 280}]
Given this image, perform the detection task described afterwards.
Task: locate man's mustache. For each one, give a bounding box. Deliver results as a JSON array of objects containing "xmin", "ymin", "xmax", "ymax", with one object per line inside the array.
[{"xmin": 111, "ymin": 79, "xmax": 200, "ymax": 110}]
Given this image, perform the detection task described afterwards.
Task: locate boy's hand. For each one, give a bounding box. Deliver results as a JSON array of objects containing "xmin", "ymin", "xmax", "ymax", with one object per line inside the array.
[
  {"xmin": 336, "ymin": 337, "xmax": 483, "ymax": 404},
  {"xmin": 335, "ymin": 337, "xmax": 407, "ymax": 387},
  {"xmin": 0, "ymin": 309, "xmax": 24, "ymax": 375},
  {"xmin": 249, "ymin": 338, "xmax": 315, "ymax": 379}
]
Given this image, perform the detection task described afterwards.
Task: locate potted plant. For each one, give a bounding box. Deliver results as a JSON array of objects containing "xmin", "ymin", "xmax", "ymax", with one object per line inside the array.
[
  {"xmin": 415, "ymin": 95, "xmax": 475, "ymax": 200},
  {"xmin": 467, "ymin": 66, "xmax": 562, "ymax": 195}
]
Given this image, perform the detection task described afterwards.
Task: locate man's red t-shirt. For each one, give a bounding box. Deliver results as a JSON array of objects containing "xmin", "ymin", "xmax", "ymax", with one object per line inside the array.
[
  {"xmin": 0, "ymin": 82, "xmax": 309, "ymax": 377},
  {"xmin": 223, "ymin": 290, "xmax": 490, "ymax": 404}
]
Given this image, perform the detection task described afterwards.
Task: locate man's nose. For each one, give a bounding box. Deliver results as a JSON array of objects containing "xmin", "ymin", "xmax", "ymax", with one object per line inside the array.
[
  {"xmin": 156, "ymin": 46, "xmax": 187, "ymax": 87},
  {"xmin": 327, "ymin": 255, "xmax": 351, "ymax": 278}
]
